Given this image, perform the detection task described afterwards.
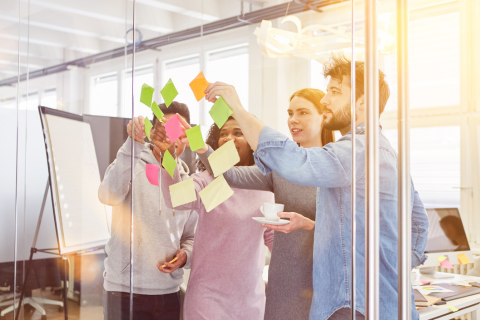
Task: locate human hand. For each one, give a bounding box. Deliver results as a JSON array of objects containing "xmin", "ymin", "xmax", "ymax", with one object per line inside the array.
[
  {"xmin": 262, "ymin": 212, "xmax": 315, "ymax": 234},
  {"xmin": 150, "ymin": 121, "xmax": 174, "ymax": 155},
  {"xmin": 127, "ymin": 116, "xmax": 146, "ymax": 144},
  {"xmin": 204, "ymin": 82, "xmax": 244, "ymax": 115},
  {"xmin": 157, "ymin": 249, "xmax": 187, "ymax": 274},
  {"xmin": 175, "ymin": 114, "xmax": 208, "ymax": 154}
]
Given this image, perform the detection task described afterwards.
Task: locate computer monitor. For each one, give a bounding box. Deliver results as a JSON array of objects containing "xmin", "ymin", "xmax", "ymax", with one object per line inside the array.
[{"xmin": 419, "ymin": 208, "xmax": 474, "ymax": 278}]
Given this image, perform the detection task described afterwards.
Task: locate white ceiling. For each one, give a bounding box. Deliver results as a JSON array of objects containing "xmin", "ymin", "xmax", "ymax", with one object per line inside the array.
[{"xmin": 0, "ymin": 0, "xmax": 287, "ymax": 79}]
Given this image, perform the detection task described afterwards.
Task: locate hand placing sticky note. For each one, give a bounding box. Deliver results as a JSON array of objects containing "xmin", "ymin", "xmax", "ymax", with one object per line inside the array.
[
  {"xmin": 440, "ymin": 259, "xmax": 454, "ymax": 269},
  {"xmin": 209, "ymin": 96, "xmax": 233, "ymax": 129},
  {"xmin": 164, "ymin": 114, "xmax": 184, "ymax": 142},
  {"xmin": 169, "ymin": 178, "xmax": 197, "ymax": 208},
  {"xmin": 151, "ymin": 101, "xmax": 165, "ymax": 122},
  {"xmin": 457, "ymin": 253, "xmax": 471, "ymax": 265},
  {"xmin": 160, "ymin": 78, "xmax": 178, "ymax": 108},
  {"xmin": 207, "ymin": 140, "xmax": 240, "ymax": 177},
  {"xmin": 145, "ymin": 164, "xmax": 160, "ymax": 186},
  {"xmin": 189, "ymin": 71, "xmax": 210, "ymax": 101},
  {"xmin": 448, "ymin": 305, "xmax": 458, "ymax": 312},
  {"xmin": 437, "ymin": 255, "xmax": 447, "ymax": 262},
  {"xmin": 199, "ymin": 174, "xmax": 234, "ymax": 212},
  {"xmin": 186, "ymin": 125, "xmax": 205, "ymax": 151},
  {"xmin": 162, "ymin": 149, "xmax": 177, "ymax": 178},
  {"xmin": 144, "ymin": 117, "xmax": 153, "ymax": 140},
  {"xmin": 140, "ymin": 83, "xmax": 155, "ymax": 107}
]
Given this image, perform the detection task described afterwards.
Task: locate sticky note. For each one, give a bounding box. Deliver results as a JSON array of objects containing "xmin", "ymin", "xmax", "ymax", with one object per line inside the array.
[
  {"xmin": 440, "ymin": 259, "xmax": 454, "ymax": 269},
  {"xmin": 140, "ymin": 83, "xmax": 155, "ymax": 107},
  {"xmin": 160, "ymin": 78, "xmax": 178, "ymax": 107},
  {"xmin": 164, "ymin": 114, "xmax": 183, "ymax": 142},
  {"xmin": 169, "ymin": 178, "xmax": 197, "ymax": 208},
  {"xmin": 199, "ymin": 174, "xmax": 234, "ymax": 212},
  {"xmin": 186, "ymin": 125, "xmax": 205, "ymax": 151},
  {"xmin": 162, "ymin": 149, "xmax": 177, "ymax": 178},
  {"xmin": 145, "ymin": 164, "xmax": 159, "ymax": 186},
  {"xmin": 207, "ymin": 140, "xmax": 240, "ymax": 177},
  {"xmin": 420, "ymin": 280, "xmax": 431, "ymax": 285},
  {"xmin": 189, "ymin": 71, "xmax": 210, "ymax": 101},
  {"xmin": 151, "ymin": 101, "xmax": 165, "ymax": 122},
  {"xmin": 457, "ymin": 253, "xmax": 471, "ymax": 265},
  {"xmin": 144, "ymin": 117, "xmax": 153, "ymax": 140},
  {"xmin": 448, "ymin": 305, "xmax": 458, "ymax": 312},
  {"xmin": 209, "ymin": 96, "xmax": 233, "ymax": 129},
  {"xmin": 437, "ymin": 255, "xmax": 447, "ymax": 262}
]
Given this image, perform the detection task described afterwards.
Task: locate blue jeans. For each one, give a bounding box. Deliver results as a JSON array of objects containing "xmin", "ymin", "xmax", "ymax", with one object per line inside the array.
[{"xmin": 103, "ymin": 290, "xmax": 181, "ymax": 320}]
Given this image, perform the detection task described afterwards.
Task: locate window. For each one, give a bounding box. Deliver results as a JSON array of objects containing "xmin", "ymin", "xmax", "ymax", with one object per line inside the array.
[
  {"xmin": 41, "ymin": 88, "xmax": 57, "ymax": 109},
  {"xmin": 384, "ymin": 126, "xmax": 461, "ymax": 208},
  {"xmin": 310, "ymin": 60, "xmax": 329, "ymax": 93},
  {"xmin": 163, "ymin": 56, "xmax": 200, "ymax": 124},
  {"xmin": 124, "ymin": 65, "xmax": 154, "ymax": 118},
  {"xmin": 206, "ymin": 45, "xmax": 249, "ymax": 126},
  {"xmin": 91, "ymin": 72, "xmax": 118, "ymax": 117}
]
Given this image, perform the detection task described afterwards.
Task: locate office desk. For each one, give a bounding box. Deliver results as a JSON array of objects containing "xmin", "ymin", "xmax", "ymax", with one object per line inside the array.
[{"xmin": 415, "ymin": 270, "xmax": 480, "ymax": 320}]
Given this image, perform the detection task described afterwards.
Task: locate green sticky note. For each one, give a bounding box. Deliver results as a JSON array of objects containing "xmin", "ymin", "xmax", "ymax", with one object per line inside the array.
[
  {"xmin": 448, "ymin": 305, "xmax": 458, "ymax": 312},
  {"xmin": 186, "ymin": 125, "xmax": 205, "ymax": 152},
  {"xmin": 151, "ymin": 101, "xmax": 164, "ymax": 122},
  {"xmin": 160, "ymin": 78, "xmax": 178, "ymax": 108},
  {"xmin": 140, "ymin": 83, "xmax": 155, "ymax": 107},
  {"xmin": 209, "ymin": 96, "xmax": 233, "ymax": 128},
  {"xmin": 162, "ymin": 149, "xmax": 177, "ymax": 178},
  {"xmin": 144, "ymin": 117, "xmax": 153, "ymax": 140}
]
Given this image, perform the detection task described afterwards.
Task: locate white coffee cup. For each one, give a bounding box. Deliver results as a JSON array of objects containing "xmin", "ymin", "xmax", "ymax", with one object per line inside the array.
[{"xmin": 260, "ymin": 203, "xmax": 284, "ymax": 221}]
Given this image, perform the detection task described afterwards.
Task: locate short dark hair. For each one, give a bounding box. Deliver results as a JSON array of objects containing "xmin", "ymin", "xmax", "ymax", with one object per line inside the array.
[
  {"xmin": 152, "ymin": 101, "xmax": 190, "ymax": 125},
  {"xmin": 323, "ymin": 55, "xmax": 390, "ymax": 114}
]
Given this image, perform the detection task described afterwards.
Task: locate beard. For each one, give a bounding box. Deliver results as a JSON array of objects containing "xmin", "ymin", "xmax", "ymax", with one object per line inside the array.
[{"xmin": 322, "ymin": 102, "xmax": 355, "ymax": 131}]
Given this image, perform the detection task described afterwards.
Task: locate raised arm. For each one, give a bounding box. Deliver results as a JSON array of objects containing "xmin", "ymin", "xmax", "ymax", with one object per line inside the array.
[
  {"xmin": 197, "ymin": 146, "xmax": 274, "ymax": 192},
  {"xmin": 410, "ymin": 183, "xmax": 429, "ymax": 268}
]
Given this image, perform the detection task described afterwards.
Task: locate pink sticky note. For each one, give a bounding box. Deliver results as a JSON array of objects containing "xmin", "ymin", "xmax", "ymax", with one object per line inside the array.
[
  {"xmin": 164, "ymin": 114, "xmax": 183, "ymax": 142},
  {"xmin": 440, "ymin": 259, "xmax": 454, "ymax": 269},
  {"xmin": 145, "ymin": 164, "xmax": 160, "ymax": 186},
  {"xmin": 420, "ymin": 280, "xmax": 431, "ymax": 285}
]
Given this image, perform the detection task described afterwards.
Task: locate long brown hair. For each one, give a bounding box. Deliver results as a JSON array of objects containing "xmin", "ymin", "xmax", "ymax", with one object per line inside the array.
[
  {"xmin": 289, "ymin": 88, "xmax": 336, "ymax": 146},
  {"xmin": 196, "ymin": 117, "xmax": 255, "ymax": 172}
]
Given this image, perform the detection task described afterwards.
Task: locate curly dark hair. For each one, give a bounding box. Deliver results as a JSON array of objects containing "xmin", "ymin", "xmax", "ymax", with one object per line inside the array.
[{"xmin": 196, "ymin": 117, "xmax": 255, "ymax": 172}]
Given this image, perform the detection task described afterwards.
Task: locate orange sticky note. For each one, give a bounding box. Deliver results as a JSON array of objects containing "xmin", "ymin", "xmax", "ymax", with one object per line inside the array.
[
  {"xmin": 189, "ymin": 71, "xmax": 210, "ymax": 101},
  {"xmin": 458, "ymin": 253, "xmax": 471, "ymax": 265}
]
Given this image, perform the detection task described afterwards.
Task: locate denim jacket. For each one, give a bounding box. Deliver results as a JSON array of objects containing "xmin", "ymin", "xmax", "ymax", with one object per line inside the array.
[{"xmin": 253, "ymin": 124, "xmax": 429, "ymax": 320}]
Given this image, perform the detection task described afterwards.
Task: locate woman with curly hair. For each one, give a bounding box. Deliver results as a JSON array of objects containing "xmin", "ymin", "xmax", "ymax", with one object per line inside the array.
[{"xmin": 151, "ymin": 116, "xmax": 274, "ymax": 320}]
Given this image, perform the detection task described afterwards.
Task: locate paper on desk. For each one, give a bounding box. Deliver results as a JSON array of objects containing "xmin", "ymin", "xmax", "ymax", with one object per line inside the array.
[
  {"xmin": 440, "ymin": 259, "xmax": 454, "ymax": 269},
  {"xmin": 164, "ymin": 114, "xmax": 183, "ymax": 142},
  {"xmin": 457, "ymin": 253, "xmax": 471, "ymax": 265},
  {"xmin": 140, "ymin": 83, "xmax": 155, "ymax": 107},
  {"xmin": 144, "ymin": 117, "xmax": 153, "ymax": 140},
  {"xmin": 438, "ymin": 255, "xmax": 447, "ymax": 262},
  {"xmin": 162, "ymin": 150, "xmax": 177, "ymax": 178},
  {"xmin": 209, "ymin": 96, "xmax": 233, "ymax": 129},
  {"xmin": 207, "ymin": 140, "xmax": 240, "ymax": 177},
  {"xmin": 413, "ymin": 285, "xmax": 454, "ymax": 296},
  {"xmin": 186, "ymin": 125, "xmax": 205, "ymax": 151},
  {"xmin": 448, "ymin": 305, "xmax": 459, "ymax": 312},
  {"xmin": 160, "ymin": 78, "xmax": 178, "ymax": 108},
  {"xmin": 151, "ymin": 101, "xmax": 165, "ymax": 122},
  {"xmin": 189, "ymin": 71, "xmax": 210, "ymax": 101},
  {"xmin": 199, "ymin": 174, "xmax": 234, "ymax": 212},
  {"xmin": 145, "ymin": 164, "xmax": 160, "ymax": 186},
  {"xmin": 169, "ymin": 178, "xmax": 197, "ymax": 208}
]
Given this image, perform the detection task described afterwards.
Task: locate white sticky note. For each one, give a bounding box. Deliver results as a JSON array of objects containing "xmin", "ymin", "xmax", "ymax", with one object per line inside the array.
[
  {"xmin": 199, "ymin": 174, "xmax": 234, "ymax": 212},
  {"xmin": 207, "ymin": 140, "xmax": 240, "ymax": 177},
  {"xmin": 169, "ymin": 178, "xmax": 197, "ymax": 208}
]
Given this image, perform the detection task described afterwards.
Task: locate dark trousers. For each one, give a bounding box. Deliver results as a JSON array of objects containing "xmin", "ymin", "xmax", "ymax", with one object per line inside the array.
[
  {"xmin": 103, "ymin": 290, "xmax": 181, "ymax": 320},
  {"xmin": 329, "ymin": 308, "xmax": 365, "ymax": 319}
]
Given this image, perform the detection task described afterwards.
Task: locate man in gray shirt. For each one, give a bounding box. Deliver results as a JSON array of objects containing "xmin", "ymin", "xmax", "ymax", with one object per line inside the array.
[{"xmin": 98, "ymin": 102, "xmax": 198, "ymax": 320}]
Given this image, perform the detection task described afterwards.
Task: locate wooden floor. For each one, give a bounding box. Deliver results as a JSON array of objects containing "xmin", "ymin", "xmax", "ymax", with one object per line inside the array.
[{"xmin": 1, "ymin": 289, "xmax": 103, "ymax": 320}]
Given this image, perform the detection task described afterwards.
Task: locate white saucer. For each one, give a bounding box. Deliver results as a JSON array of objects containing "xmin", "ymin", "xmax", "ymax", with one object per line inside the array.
[{"xmin": 252, "ymin": 217, "xmax": 290, "ymax": 225}]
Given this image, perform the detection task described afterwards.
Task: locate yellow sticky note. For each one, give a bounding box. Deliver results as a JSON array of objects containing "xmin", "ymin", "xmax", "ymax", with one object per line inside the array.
[
  {"xmin": 448, "ymin": 305, "xmax": 458, "ymax": 312},
  {"xmin": 169, "ymin": 178, "xmax": 197, "ymax": 208},
  {"xmin": 199, "ymin": 174, "xmax": 234, "ymax": 212},
  {"xmin": 457, "ymin": 253, "xmax": 471, "ymax": 265},
  {"xmin": 207, "ymin": 140, "xmax": 240, "ymax": 177},
  {"xmin": 437, "ymin": 255, "xmax": 447, "ymax": 262}
]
